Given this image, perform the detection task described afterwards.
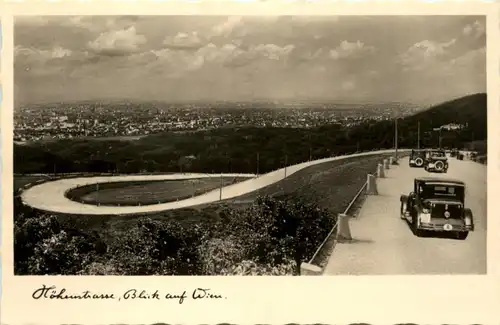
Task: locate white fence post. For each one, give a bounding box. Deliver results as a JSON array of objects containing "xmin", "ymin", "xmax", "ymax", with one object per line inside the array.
[
  {"xmin": 300, "ymin": 263, "xmax": 322, "ymax": 276},
  {"xmin": 377, "ymin": 163, "xmax": 385, "ymax": 178},
  {"xmin": 366, "ymin": 174, "xmax": 378, "ymax": 195},
  {"xmin": 336, "ymin": 213, "xmax": 352, "ymax": 242},
  {"xmin": 383, "ymin": 159, "xmax": 389, "ymax": 170}
]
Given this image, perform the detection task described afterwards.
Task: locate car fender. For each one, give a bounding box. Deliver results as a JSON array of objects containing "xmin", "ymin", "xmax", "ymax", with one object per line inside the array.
[
  {"xmin": 400, "ymin": 194, "xmax": 408, "ymax": 203},
  {"xmin": 410, "ymin": 206, "xmax": 421, "ymax": 227},
  {"xmin": 464, "ymin": 208, "xmax": 474, "ymax": 230}
]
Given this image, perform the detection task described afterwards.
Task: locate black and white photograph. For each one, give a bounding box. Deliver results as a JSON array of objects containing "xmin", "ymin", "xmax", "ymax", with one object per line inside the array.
[{"xmin": 13, "ymin": 14, "xmax": 487, "ymax": 276}]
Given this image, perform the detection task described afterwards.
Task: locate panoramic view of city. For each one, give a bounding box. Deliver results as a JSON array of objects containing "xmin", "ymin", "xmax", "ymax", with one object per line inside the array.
[
  {"xmin": 13, "ymin": 15, "xmax": 487, "ymax": 278},
  {"xmin": 15, "ymin": 101, "xmax": 420, "ymax": 142}
]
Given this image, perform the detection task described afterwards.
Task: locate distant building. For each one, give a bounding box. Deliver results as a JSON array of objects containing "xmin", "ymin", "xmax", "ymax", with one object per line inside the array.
[
  {"xmin": 440, "ymin": 123, "xmax": 465, "ymax": 131},
  {"xmin": 433, "ymin": 123, "xmax": 465, "ymax": 131}
]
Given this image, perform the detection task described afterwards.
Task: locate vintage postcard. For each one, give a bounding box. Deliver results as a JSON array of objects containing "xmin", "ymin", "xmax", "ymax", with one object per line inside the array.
[{"xmin": 1, "ymin": 1, "xmax": 499, "ymax": 324}]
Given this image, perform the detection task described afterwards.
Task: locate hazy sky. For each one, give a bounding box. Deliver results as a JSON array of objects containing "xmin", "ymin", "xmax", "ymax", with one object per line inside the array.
[{"xmin": 14, "ymin": 15, "xmax": 486, "ymax": 106}]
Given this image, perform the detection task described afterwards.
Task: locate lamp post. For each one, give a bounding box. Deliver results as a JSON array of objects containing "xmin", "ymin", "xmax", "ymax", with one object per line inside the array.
[
  {"xmin": 394, "ymin": 117, "xmax": 398, "ymax": 159},
  {"xmin": 417, "ymin": 121, "xmax": 420, "ymax": 149}
]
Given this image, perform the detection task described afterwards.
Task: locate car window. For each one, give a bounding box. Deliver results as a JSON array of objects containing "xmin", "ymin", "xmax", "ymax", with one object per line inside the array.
[
  {"xmin": 434, "ymin": 186, "xmax": 453, "ymax": 194},
  {"xmin": 421, "ymin": 184, "xmax": 463, "ymax": 199},
  {"xmin": 431, "ymin": 151, "xmax": 445, "ymax": 157}
]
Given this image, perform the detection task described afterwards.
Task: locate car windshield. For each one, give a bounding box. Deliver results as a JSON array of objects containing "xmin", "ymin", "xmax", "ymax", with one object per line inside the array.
[
  {"xmin": 431, "ymin": 151, "xmax": 445, "ymax": 157},
  {"xmin": 419, "ymin": 183, "xmax": 464, "ymax": 201}
]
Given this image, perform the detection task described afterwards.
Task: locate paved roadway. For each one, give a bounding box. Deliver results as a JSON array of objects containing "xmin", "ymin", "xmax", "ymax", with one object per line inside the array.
[
  {"xmin": 20, "ymin": 149, "xmax": 407, "ymax": 215},
  {"xmin": 323, "ymin": 156, "xmax": 487, "ymax": 275}
]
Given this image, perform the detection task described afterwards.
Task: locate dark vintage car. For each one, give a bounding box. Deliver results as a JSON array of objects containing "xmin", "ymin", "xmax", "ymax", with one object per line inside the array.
[
  {"xmin": 450, "ymin": 149, "xmax": 459, "ymax": 158},
  {"xmin": 424, "ymin": 149, "xmax": 448, "ymax": 173},
  {"xmin": 400, "ymin": 177, "xmax": 474, "ymax": 240},
  {"xmin": 409, "ymin": 149, "xmax": 427, "ymax": 168}
]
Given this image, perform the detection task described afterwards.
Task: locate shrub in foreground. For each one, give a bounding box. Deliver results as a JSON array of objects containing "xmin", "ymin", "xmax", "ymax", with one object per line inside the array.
[
  {"xmin": 14, "ymin": 212, "xmax": 101, "ymax": 275},
  {"xmin": 15, "ymin": 194, "xmax": 334, "ymax": 275},
  {"xmin": 208, "ymin": 196, "xmax": 336, "ymax": 275},
  {"xmin": 97, "ymin": 218, "xmax": 206, "ymax": 275},
  {"xmin": 198, "ymin": 237, "xmax": 247, "ymax": 275},
  {"xmin": 230, "ymin": 259, "xmax": 296, "ymax": 276}
]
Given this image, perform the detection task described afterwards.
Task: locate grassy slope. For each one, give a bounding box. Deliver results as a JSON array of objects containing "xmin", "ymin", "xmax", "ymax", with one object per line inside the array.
[
  {"xmin": 66, "ymin": 177, "xmax": 252, "ymax": 206},
  {"xmin": 217, "ymin": 153, "xmax": 393, "ymax": 210},
  {"xmin": 14, "ymin": 175, "xmax": 51, "ymax": 190}
]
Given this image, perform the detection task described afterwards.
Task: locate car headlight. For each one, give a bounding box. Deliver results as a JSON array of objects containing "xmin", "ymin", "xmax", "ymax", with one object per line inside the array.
[{"xmin": 420, "ymin": 213, "xmax": 431, "ymax": 223}]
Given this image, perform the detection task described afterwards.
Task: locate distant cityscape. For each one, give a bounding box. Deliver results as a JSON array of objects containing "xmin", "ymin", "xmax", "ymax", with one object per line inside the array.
[{"xmin": 14, "ymin": 101, "xmax": 422, "ymax": 143}]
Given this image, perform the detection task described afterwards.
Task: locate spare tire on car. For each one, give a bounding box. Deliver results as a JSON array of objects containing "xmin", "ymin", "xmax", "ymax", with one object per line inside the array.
[{"xmin": 435, "ymin": 160, "xmax": 444, "ymax": 171}]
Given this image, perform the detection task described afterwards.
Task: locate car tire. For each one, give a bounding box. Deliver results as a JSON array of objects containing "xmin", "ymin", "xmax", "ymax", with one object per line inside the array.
[
  {"xmin": 456, "ymin": 232, "xmax": 469, "ymax": 240},
  {"xmin": 415, "ymin": 157, "xmax": 424, "ymax": 167},
  {"xmin": 435, "ymin": 161, "xmax": 444, "ymax": 171}
]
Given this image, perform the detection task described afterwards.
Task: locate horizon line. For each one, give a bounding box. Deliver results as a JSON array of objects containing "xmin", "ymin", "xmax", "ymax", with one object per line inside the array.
[{"xmin": 15, "ymin": 92, "xmax": 486, "ymax": 109}]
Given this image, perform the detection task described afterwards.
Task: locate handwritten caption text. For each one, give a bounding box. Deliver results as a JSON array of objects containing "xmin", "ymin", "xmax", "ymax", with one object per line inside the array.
[{"xmin": 32, "ymin": 285, "xmax": 226, "ymax": 304}]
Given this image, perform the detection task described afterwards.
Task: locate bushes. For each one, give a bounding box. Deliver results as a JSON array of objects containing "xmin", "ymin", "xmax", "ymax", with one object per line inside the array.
[
  {"xmin": 14, "ymin": 194, "xmax": 334, "ymax": 275},
  {"xmin": 198, "ymin": 237, "xmax": 247, "ymax": 275},
  {"xmin": 27, "ymin": 230, "xmax": 96, "ymax": 274},
  {"xmin": 202, "ymin": 196, "xmax": 336, "ymax": 275},
  {"xmin": 230, "ymin": 259, "xmax": 296, "ymax": 276},
  {"xmin": 101, "ymin": 218, "xmax": 206, "ymax": 275},
  {"xmin": 14, "ymin": 212, "xmax": 102, "ymax": 275}
]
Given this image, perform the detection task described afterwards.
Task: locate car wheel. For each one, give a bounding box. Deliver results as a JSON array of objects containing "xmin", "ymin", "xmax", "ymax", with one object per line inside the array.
[
  {"xmin": 435, "ymin": 161, "xmax": 444, "ymax": 171},
  {"xmin": 415, "ymin": 157, "xmax": 424, "ymax": 167},
  {"xmin": 456, "ymin": 232, "xmax": 469, "ymax": 240}
]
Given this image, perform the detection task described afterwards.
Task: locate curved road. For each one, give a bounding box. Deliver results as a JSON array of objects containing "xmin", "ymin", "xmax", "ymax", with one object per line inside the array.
[
  {"xmin": 20, "ymin": 149, "xmax": 408, "ymax": 215},
  {"xmin": 323, "ymin": 156, "xmax": 487, "ymax": 275}
]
